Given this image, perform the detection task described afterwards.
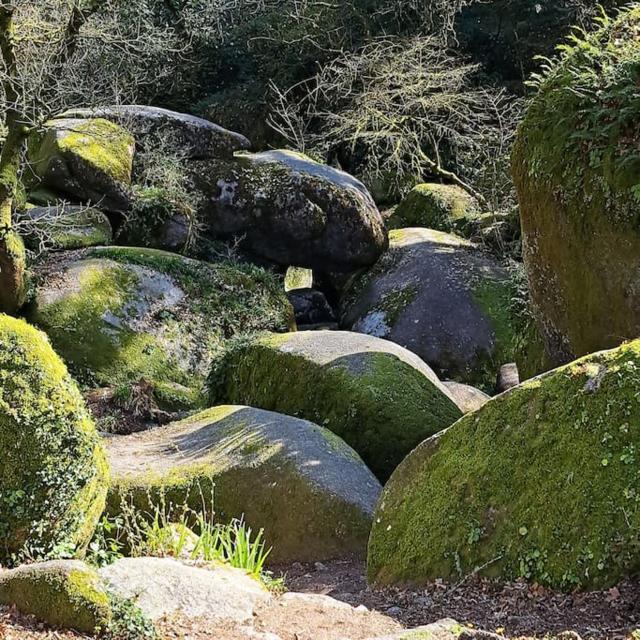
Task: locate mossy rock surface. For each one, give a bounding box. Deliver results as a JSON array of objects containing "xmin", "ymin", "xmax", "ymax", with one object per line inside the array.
[
  {"xmin": 368, "ymin": 338, "xmax": 640, "ymax": 590},
  {"xmin": 512, "ymin": 6, "xmax": 640, "ymax": 366},
  {"xmin": 29, "ymin": 247, "xmax": 292, "ymax": 409},
  {"xmin": 340, "ymin": 228, "xmax": 529, "ymax": 392},
  {"xmin": 0, "ymin": 315, "xmax": 107, "ymax": 564},
  {"xmin": 208, "ymin": 330, "xmax": 461, "ymax": 480},
  {"xmin": 0, "ymin": 560, "xmax": 111, "ymax": 633},
  {"xmin": 106, "ymin": 405, "xmax": 381, "ymax": 562},
  {"xmin": 28, "ymin": 118, "xmax": 134, "ymax": 212},
  {"xmin": 388, "ymin": 184, "xmax": 480, "ymax": 234},
  {"xmin": 19, "ymin": 205, "xmax": 112, "ymax": 251},
  {"xmin": 62, "ymin": 105, "xmax": 251, "ymax": 160},
  {"xmin": 191, "ymin": 149, "xmax": 388, "ymax": 273}
]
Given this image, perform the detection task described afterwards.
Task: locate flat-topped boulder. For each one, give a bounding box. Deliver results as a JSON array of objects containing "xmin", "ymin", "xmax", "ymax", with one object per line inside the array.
[
  {"xmin": 209, "ymin": 331, "xmax": 462, "ymax": 480},
  {"xmin": 193, "ymin": 150, "xmax": 387, "ymax": 273},
  {"xmin": 106, "ymin": 405, "xmax": 381, "ymax": 562},
  {"xmin": 29, "ymin": 247, "xmax": 292, "ymax": 410},
  {"xmin": 341, "ymin": 228, "xmax": 527, "ymax": 391},
  {"xmin": 62, "ymin": 105, "xmax": 251, "ymax": 159}
]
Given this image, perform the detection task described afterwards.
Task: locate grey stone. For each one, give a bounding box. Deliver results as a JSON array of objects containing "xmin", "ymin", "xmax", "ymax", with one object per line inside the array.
[
  {"xmin": 443, "ymin": 381, "xmax": 490, "ymax": 414},
  {"xmin": 62, "ymin": 105, "xmax": 250, "ymax": 159},
  {"xmin": 106, "ymin": 405, "xmax": 382, "ymax": 562}
]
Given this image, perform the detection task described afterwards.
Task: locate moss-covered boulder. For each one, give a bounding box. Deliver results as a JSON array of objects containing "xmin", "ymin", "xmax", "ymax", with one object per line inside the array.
[
  {"xmin": 209, "ymin": 331, "xmax": 461, "ymax": 480},
  {"xmin": 388, "ymin": 184, "xmax": 480, "ymax": 234},
  {"xmin": 368, "ymin": 338, "xmax": 640, "ymax": 590},
  {"xmin": 29, "ymin": 247, "xmax": 293, "ymax": 410},
  {"xmin": 0, "ymin": 315, "xmax": 107, "ymax": 563},
  {"xmin": 28, "ymin": 118, "xmax": 134, "ymax": 212},
  {"xmin": 512, "ymin": 7, "xmax": 640, "ymax": 366},
  {"xmin": 19, "ymin": 205, "xmax": 112, "ymax": 251},
  {"xmin": 107, "ymin": 405, "xmax": 381, "ymax": 562},
  {"xmin": 192, "ymin": 150, "xmax": 388, "ymax": 273},
  {"xmin": 0, "ymin": 560, "xmax": 111, "ymax": 633},
  {"xmin": 340, "ymin": 228, "xmax": 526, "ymax": 392},
  {"xmin": 62, "ymin": 105, "xmax": 251, "ymax": 160}
]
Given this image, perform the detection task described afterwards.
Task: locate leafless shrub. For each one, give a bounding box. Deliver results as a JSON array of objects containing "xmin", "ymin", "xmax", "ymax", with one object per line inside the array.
[{"xmin": 269, "ymin": 35, "xmax": 522, "ymax": 208}]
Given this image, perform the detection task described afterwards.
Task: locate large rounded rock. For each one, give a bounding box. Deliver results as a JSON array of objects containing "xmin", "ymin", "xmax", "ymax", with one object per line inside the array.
[
  {"xmin": 512, "ymin": 6, "xmax": 640, "ymax": 366},
  {"xmin": 193, "ymin": 150, "xmax": 388, "ymax": 273},
  {"xmin": 368, "ymin": 338, "xmax": 640, "ymax": 590},
  {"xmin": 0, "ymin": 315, "xmax": 108, "ymax": 563},
  {"xmin": 28, "ymin": 118, "xmax": 134, "ymax": 213},
  {"xmin": 0, "ymin": 561, "xmax": 111, "ymax": 634},
  {"xmin": 340, "ymin": 228, "xmax": 524, "ymax": 391},
  {"xmin": 62, "ymin": 106, "xmax": 251, "ymax": 159},
  {"xmin": 107, "ymin": 405, "xmax": 381, "ymax": 562},
  {"xmin": 209, "ymin": 331, "xmax": 462, "ymax": 480},
  {"xmin": 29, "ymin": 247, "xmax": 292, "ymax": 410},
  {"xmin": 388, "ymin": 184, "xmax": 480, "ymax": 234}
]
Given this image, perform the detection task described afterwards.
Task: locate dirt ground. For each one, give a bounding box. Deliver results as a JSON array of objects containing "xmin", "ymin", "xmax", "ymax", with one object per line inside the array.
[{"xmin": 2, "ymin": 557, "xmax": 639, "ymax": 639}]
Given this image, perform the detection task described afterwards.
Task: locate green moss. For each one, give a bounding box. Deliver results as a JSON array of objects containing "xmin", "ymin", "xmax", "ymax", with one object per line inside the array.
[
  {"xmin": 30, "ymin": 248, "xmax": 292, "ymax": 409},
  {"xmin": 56, "ymin": 119, "xmax": 134, "ymax": 185},
  {"xmin": 208, "ymin": 333, "xmax": 461, "ymax": 480},
  {"xmin": 389, "ymin": 183, "xmax": 480, "ymax": 233},
  {"xmin": 368, "ymin": 338, "xmax": 640, "ymax": 590},
  {"xmin": 0, "ymin": 315, "xmax": 108, "ymax": 565},
  {"xmin": 512, "ymin": 6, "xmax": 640, "ymax": 363},
  {"xmin": 0, "ymin": 562, "xmax": 112, "ymax": 634}
]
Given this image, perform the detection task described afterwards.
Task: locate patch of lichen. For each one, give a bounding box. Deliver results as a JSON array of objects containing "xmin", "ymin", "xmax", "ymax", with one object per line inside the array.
[
  {"xmin": 389, "ymin": 183, "xmax": 480, "ymax": 234},
  {"xmin": 512, "ymin": 6, "xmax": 640, "ymax": 362},
  {"xmin": 368, "ymin": 338, "xmax": 640, "ymax": 590},
  {"xmin": 30, "ymin": 248, "xmax": 292, "ymax": 408},
  {"xmin": 0, "ymin": 564, "xmax": 112, "ymax": 634},
  {"xmin": 207, "ymin": 334, "xmax": 461, "ymax": 480},
  {"xmin": 0, "ymin": 315, "xmax": 108, "ymax": 565}
]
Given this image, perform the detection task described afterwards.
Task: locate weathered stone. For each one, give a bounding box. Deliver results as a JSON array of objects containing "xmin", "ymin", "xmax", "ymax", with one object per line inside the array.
[
  {"xmin": 209, "ymin": 330, "xmax": 461, "ymax": 480},
  {"xmin": 99, "ymin": 557, "xmax": 269, "ymax": 622},
  {"xmin": 19, "ymin": 205, "xmax": 112, "ymax": 251},
  {"xmin": 340, "ymin": 228, "xmax": 526, "ymax": 391},
  {"xmin": 29, "ymin": 247, "xmax": 292, "ymax": 410},
  {"xmin": 368, "ymin": 338, "xmax": 640, "ymax": 589},
  {"xmin": 28, "ymin": 118, "xmax": 134, "ymax": 212},
  {"xmin": 192, "ymin": 150, "xmax": 387, "ymax": 273},
  {"xmin": 63, "ymin": 105, "xmax": 251, "ymax": 159},
  {"xmin": 288, "ymin": 288, "xmax": 336, "ymax": 326},
  {"xmin": 443, "ymin": 381, "xmax": 490, "ymax": 413},
  {"xmin": 0, "ymin": 315, "xmax": 107, "ymax": 564},
  {"xmin": 0, "ymin": 561, "xmax": 111, "ymax": 634},
  {"xmin": 106, "ymin": 405, "xmax": 381, "ymax": 562}
]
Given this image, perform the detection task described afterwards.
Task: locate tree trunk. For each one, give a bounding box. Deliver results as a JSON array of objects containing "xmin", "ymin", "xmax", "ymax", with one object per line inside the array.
[{"xmin": 0, "ymin": 121, "xmax": 27, "ymax": 314}]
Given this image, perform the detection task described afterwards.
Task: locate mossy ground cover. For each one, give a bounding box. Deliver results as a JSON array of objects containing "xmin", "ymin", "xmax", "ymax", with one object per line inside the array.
[
  {"xmin": 0, "ymin": 315, "xmax": 108, "ymax": 565},
  {"xmin": 368, "ymin": 338, "xmax": 640, "ymax": 590},
  {"xmin": 208, "ymin": 333, "xmax": 461, "ymax": 480},
  {"xmin": 512, "ymin": 5, "xmax": 640, "ymax": 363},
  {"xmin": 30, "ymin": 247, "xmax": 292, "ymax": 409}
]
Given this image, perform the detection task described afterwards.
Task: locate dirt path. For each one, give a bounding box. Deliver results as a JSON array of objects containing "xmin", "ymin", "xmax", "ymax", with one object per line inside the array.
[
  {"xmin": 2, "ymin": 558, "xmax": 639, "ymax": 639},
  {"xmin": 274, "ymin": 558, "xmax": 640, "ymax": 639}
]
